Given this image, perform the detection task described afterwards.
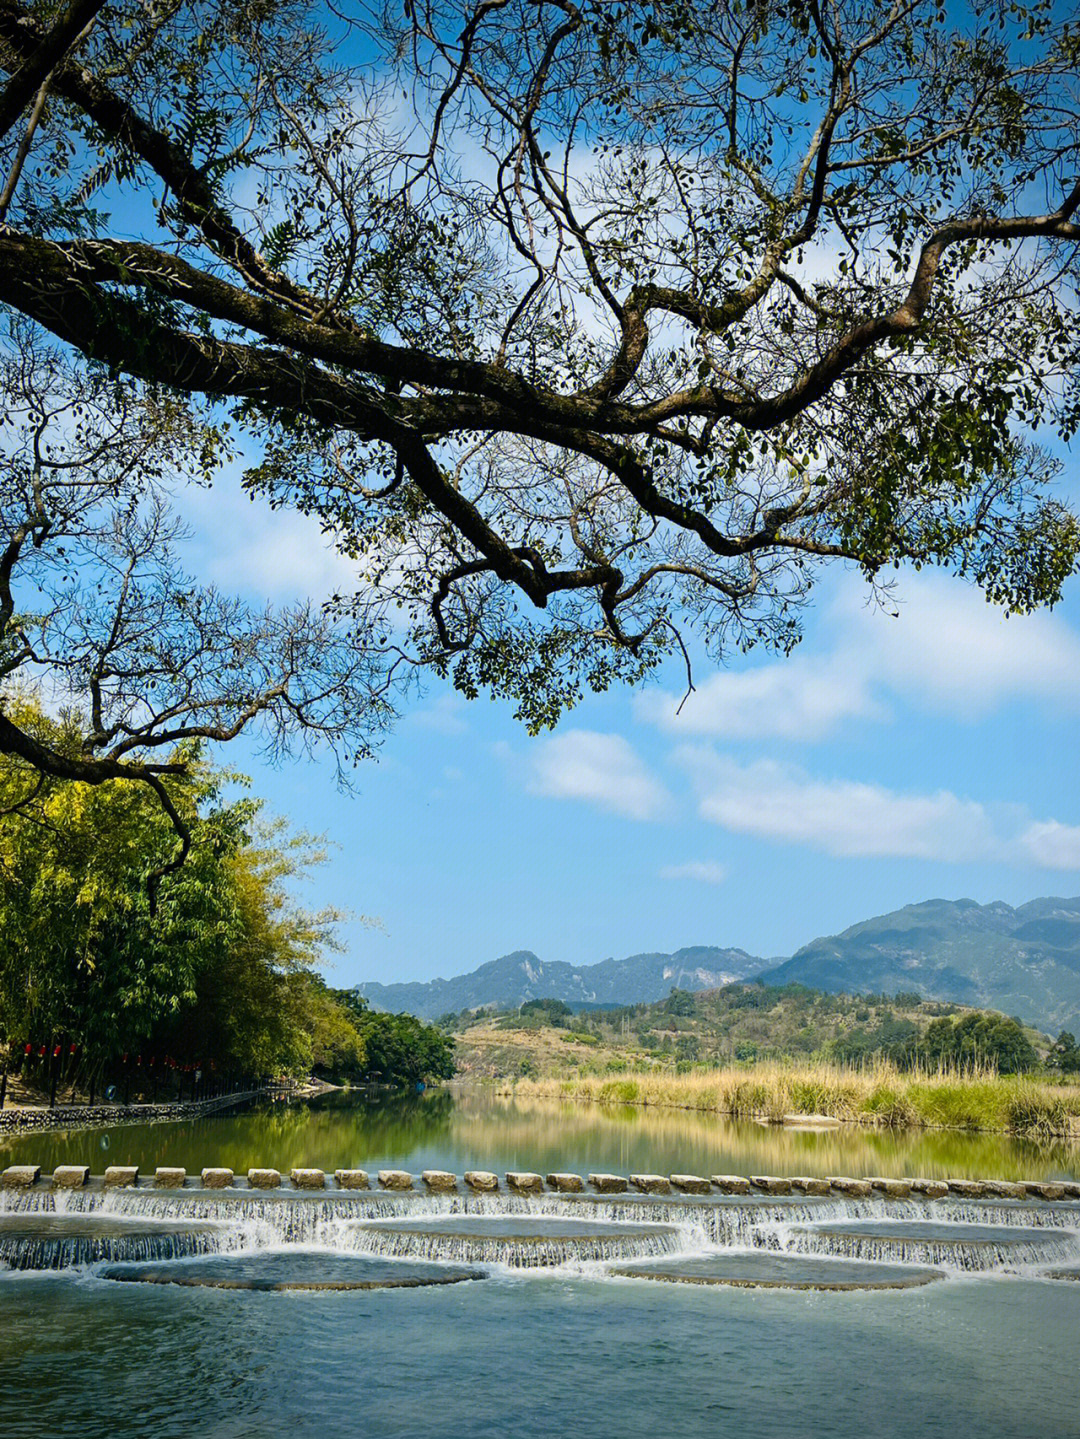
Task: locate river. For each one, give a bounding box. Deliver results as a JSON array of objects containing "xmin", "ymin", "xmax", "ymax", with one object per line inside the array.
[{"xmin": 2, "ymin": 1086, "xmax": 1079, "ymax": 1437}]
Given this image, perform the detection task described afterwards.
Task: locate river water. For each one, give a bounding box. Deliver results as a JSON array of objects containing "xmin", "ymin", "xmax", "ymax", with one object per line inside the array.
[
  {"xmin": 2, "ymin": 1087, "xmax": 1079, "ymax": 1437},
  {"xmin": 2, "ymin": 1084, "xmax": 1079, "ymax": 1179}
]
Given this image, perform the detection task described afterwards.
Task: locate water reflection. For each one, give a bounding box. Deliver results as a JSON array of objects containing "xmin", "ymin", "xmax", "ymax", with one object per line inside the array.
[{"xmin": 0, "ymin": 1083, "xmax": 1076, "ymax": 1179}]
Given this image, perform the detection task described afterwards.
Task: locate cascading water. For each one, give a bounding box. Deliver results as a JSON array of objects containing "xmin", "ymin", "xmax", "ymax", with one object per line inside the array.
[{"xmin": 2, "ymin": 1185, "xmax": 1077, "ymax": 1280}]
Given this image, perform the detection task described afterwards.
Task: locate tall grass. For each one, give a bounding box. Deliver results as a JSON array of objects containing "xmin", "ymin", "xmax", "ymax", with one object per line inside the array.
[{"xmin": 514, "ymin": 1059, "xmax": 1080, "ymax": 1138}]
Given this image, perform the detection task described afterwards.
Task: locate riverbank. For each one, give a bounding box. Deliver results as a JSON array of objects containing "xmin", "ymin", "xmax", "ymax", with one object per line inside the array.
[{"xmin": 509, "ymin": 1062, "xmax": 1080, "ymax": 1140}]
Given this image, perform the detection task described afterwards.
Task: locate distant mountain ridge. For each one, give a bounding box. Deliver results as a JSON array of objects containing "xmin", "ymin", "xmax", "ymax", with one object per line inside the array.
[
  {"xmin": 355, "ymin": 946, "xmax": 769, "ymax": 1020},
  {"xmin": 760, "ymin": 896, "xmax": 1080, "ymax": 1035},
  {"xmin": 355, "ymin": 897, "xmax": 1080, "ymax": 1033}
]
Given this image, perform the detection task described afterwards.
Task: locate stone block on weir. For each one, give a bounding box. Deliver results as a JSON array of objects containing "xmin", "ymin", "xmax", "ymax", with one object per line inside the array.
[
  {"xmin": 334, "ymin": 1169, "xmax": 370, "ymax": 1189},
  {"xmin": 546, "ymin": 1173, "xmax": 585, "ymax": 1193},
  {"xmin": 1, "ymin": 1165, "xmax": 40, "ymax": 1188},
  {"xmin": 248, "ymin": 1168, "xmax": 281, "ymax": 1189},
  {"xmin": 588, "ymin": 1173, "xmax": 628, "ymax": 1194},
  {"xmin": 422, "ymin": 1170, "xmax": 458, "ymax": 1192},
  {"xmin": 908, "ymin": 1178, "xmax": 948, "ymax": 1199},
  {"xmin": 791, "ymin": 1177, "xmax": 831, "ymax": 1197},
  {"xmin": 104, "ymin": 1166, "xmax": 139, "ymax": 1188},
  {"xmin": 711, "ymin": 1175, "xmax": 751, "ymax": 1195},
  {"xmin": 826, "ymin": 1177, "xmax": 872, "ymax": 1198},
  {"xmin": 464, "ymin": 1171, "xmax": 499, "ymax": 1192},
  {"xmin": 751, "ymin": 1175, "xmax": 793, "ymax": 1195},
  {"xmin": 670, "ymin": 1174, "xmax": 711, "ymax": 1194},
  {"xmin": 868, "ymin": 1177, "xmax": 912, "ymax": 1199},
  {"xmin": 52, "ymin": 1165, "xmax": 90, "ymax": 1189},
  {"xmin": 378, "ymin": 1169, "xmax": 414, "ymax": 1190},
  {"xmin": 505, "ymin": 1171, "xmax": 544, "ymax": 1193},
  {"xmin": 290, "ymin": 1168, "xmax": 326, "ymax": 1190},
  {"xmin": 982, "ymin": 1180, "xmax": 1026, "ymax": 1200},
  {"xmin": 1021, "ymin": 1181, "xmax": 1066, "ymax": 1201},
  {"xmin": 946, "ymin": 1179, "xmax": 986, "ymax": 1198},
  {"xmin": 630, "ymin": 1174, "xmax": 672, "ymax": 1195},
  {"xmin": 201, "ymin": 1168, "xmax": 234, "ymax": 1189},
  {"xmin": 155, "ymin": 1167, "xmax": 187, "ymax": 1188}
]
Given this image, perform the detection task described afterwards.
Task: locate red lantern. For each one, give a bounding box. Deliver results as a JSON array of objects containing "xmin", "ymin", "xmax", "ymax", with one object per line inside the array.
[
  {"xmin": 53, "ymin": 1045, "xmax": 61, "ymax": 1058},
  {"xmin": 69, "ymin": 1044, "xmax": 76, "ymax": 1055},
  {"xmin": 24, "ymin": 1043, "xmax": 31, "ymax": 1055},
  {"xmin": 38, "ymin": 1045, "xmax": 45, "ymax": 1057}
]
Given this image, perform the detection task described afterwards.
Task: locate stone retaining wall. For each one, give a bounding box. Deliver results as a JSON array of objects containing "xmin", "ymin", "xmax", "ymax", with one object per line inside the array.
[{"xmin": 0, "ymin": 1089, "xmax": 267, "ymax": 1137}]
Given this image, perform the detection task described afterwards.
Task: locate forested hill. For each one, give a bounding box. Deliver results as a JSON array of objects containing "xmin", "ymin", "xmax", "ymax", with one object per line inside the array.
[
  {"xmin": 355, "ymin": 947, "xmax": 769, "ymax": 1020},
  {"xmin": 760, "ymin": 898, "xmax": 1080, "ymax": 1035},
  {"xmin": 357, "ymin": 897, "xmax": 1080, "ymax": 1033}
]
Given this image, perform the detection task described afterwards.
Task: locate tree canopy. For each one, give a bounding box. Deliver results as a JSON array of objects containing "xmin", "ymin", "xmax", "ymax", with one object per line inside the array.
[
  {"xmin": 0, "ymin": 0, "xmax": 1077, "ymax": 744},
  {"xmin": 0, "ymin": 698, "xmax": 356, "ymax": 1088}
]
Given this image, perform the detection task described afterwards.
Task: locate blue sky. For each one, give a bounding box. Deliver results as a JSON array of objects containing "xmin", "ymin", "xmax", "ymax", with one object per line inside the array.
[{"xmin": 177, "ymin": 437, "xmax": 1080, "ymax": 990}]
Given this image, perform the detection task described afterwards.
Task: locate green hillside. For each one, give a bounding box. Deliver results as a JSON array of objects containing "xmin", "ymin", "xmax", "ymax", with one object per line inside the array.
[{"xmin": 762, "ymin": 898, "xmax": 1080, "ymax": 1035}]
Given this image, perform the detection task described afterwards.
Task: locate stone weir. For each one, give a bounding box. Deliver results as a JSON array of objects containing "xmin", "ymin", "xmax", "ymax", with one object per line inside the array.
[{"xmin": 2, "ymin": 1166, "xmax": 1079, "ymax": 1282}]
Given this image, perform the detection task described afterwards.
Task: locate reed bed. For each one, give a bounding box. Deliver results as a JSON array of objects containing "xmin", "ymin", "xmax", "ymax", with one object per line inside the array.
[{"xmin": 512, "ymin": 1060, "xmax": 1080, "ymax": 1138}]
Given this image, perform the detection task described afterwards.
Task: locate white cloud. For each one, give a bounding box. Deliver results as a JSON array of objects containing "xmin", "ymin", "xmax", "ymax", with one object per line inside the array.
[
  {"xmin": 1019, "ymin": 821, "xmax": 1080, "ymax": 871},
  {"xmin": 409, "ymin": 694, "xmax": 470, "ymax": 735},
  {"xmin": 526, "ymin": 730, "xmax": 672, "ymax": 821},
  {"xmin": 659, "ymin": 861, "xmax": 727, "ymax": 884},
  {"xmin": 675, "ymin": 745, "xmax": 1080, "ymax": 870},
  {"xmin": 178, "ymin": 479, "xmax": 359, "ymax": 604},
  {"xmin": 638, "ymin": 572, "xmax": 1080, "ymax": 741}
]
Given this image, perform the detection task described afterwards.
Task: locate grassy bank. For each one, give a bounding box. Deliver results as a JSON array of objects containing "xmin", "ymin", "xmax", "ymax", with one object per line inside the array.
[{"xmin": 511, "ymin": 1061, "xmax": 1080, "ymax": 1140}]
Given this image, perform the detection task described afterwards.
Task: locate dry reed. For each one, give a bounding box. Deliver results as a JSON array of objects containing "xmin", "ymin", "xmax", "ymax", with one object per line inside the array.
[{"xmin": 512, "ymin": 1059, "xmax": 1080, "ymax": 1138}]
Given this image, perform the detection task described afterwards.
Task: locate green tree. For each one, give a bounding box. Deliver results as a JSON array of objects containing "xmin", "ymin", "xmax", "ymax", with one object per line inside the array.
[
  {"xmin": 0, "ymin": 700, "xmax": 352, "ymax": 1091},
  {"xmin": 0, "ymin": 0, "xmax": 1075, "ymax": 743}
]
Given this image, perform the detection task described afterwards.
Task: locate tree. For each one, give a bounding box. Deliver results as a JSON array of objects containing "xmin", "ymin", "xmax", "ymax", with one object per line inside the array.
[
  {"xmin": 0, "ymin": 323, "xmax": 394, "ymax": 894},
  {"xmin": 0, "ymin": 702, "xmax": 354, "ymax": 1090},
  {"xmin": 0, "ymin": 0, "xmax": 1077, "ymax": 736},
  {"xmin": 333, "ymin": 991, "xmax": 457, "ymax": 1085}
]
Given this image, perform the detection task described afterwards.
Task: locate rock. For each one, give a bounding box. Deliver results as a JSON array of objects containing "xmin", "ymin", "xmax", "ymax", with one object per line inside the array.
[
  {"xmin": 1, "ymin": 1165, "xmax": 40, "ymax": 1188},
  {"xmin": 711, "ymin": 1175, "xmax": 751, "ymax": 1195},
  {"xmin": 463, "ymin": 1171, "xmax": 499, "ymax": 1192},
  {"xmin": 422, "ymin": 1170, "xmax": 458, "ymax": 1192},
  {"xmin": 588, "ymin": 1173, "xmax": 628, "ymax": 1194},
  {"xmin": 630, "ymin": 1174, "xmax": 672, "ymax": 1195},
  {"xmin": 826, "ymin": 1177, "xmax": 872, "ymax": 1198},
  {"xmin": 670, "ymin": 1174, "xmax": 711, "ymax": 1194},
  {"xmin": 378, "ymin": 1169, "xmax": 414, "ymax": 1191},
  {"xmin": 104, "ymin": 1166, "xmax": 139, "ymax": 1188},
  {"xmin": 751, "ymin": 1175, "xmax": 793, "ymax": 1195},
  {"xmin": 248, "ymin": 1168, "xmax": 281, "ymax": 1189},
  {"xmin": 982, "ymin": 1180, "xmax": 1026, "ymax": 1199},
  {"xmin": 291, "ymin": 1168, "xmax": 326, "ymax": 1190},
  {"xmin": 52, "ymin": 1165, "xmax": 90, "ymax": 1189},
  {"xmin": 1058, "ymin": 1181, "xmax": 1080, "ymax": 1200},
  {"xmin": 868, "ymin": 1177, "xmax": 912, "ymax": 1199},
  {"xmin": 782, "ymin": 1113, "xmax": 840, "ymax": 1128},
  {"xmin": 155, "ymin": 1167, "xmax": 186, "ymax": 1188},
  {"xmin": 1021, "ymin": 1181, "xmax": 1066, "ymax": 1201},
  {"xmin": 908, "ymin": 1178, "xmax": 949, "ymax": 1199},
  {"xmin": 791, "ymin": 1177, "xmax": 831, "ymax": 1196},
  {"xmin": 505, "ymin": 1171, "xmax": 544, "ymax": 1193},
  {"xmin": 946, "ymin": 1179, "xmax": 986, "ymax": 1198},
  {"xmin": 546, "ymin": 1173, "xmax": 585, "ymax": 1193},
  {"xmin": 201, "ymin": 1168, "xmax": 234, "ymax": 1189},
  {"xmin": 334, "ymin": 1169, "xmax": 370, "ymax": 1189}
]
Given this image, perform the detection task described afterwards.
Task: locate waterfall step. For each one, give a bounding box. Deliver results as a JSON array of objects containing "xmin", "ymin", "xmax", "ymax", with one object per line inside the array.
[
  {"xmin": 609, "ymin": 1253, "xmax": 945, "ymax": 1291},
  {"xmin": 344, "ymin": 1216, "xmax": 684, "ymax": 1268},
  {"xmin": 0, "ymin": 1213, "xmax": 224, "ymax": 1271},
  {"xmin": 98, "ymin": 1252, "xmax": 487, "ymax": 1291},
  {"xmin": 787, "ymin": 1220, "xmax": 1079, "ymax": 1271}
]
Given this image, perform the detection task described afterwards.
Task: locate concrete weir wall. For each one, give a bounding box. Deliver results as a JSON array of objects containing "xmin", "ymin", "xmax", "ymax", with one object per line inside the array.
[{"xmin": 2, "ymin": 1164, "xmax": 1078, "ymax": 1201}]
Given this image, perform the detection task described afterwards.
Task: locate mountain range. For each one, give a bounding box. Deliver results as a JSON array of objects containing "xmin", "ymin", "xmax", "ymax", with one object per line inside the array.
[
  {"xmin": 355, "ymin": 896, "xmax": 1080, "ymax": 1034},
  {"xmin": 355, "ymin": 946, "xmax": 769, "ymax": 1019}
]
